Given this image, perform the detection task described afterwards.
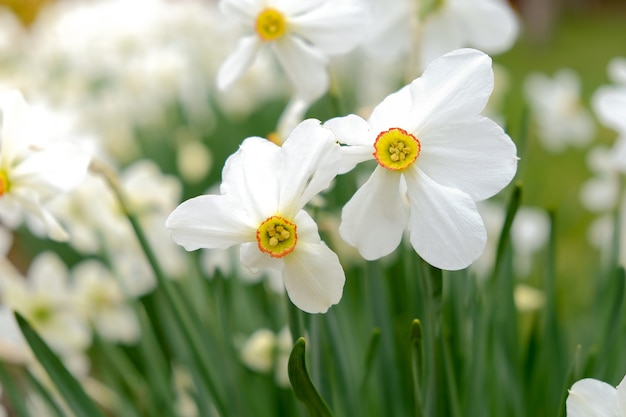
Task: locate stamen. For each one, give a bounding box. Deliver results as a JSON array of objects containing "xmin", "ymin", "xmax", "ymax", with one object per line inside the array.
[
  {"xmin": 373, "ymin": 128, "xmax": 421, "ymax": 172},
  {"xmin": 256, "ymin": 216, "xmax": 297, "ymax": 258},
  {"xmin": 255, "ymin": 8, "xmax": 287, "ymax": 42}
]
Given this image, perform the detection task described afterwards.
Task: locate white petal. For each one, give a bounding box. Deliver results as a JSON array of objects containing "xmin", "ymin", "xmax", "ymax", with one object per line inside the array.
[
  {"xmin": 220, "ymin": 137, "xmax": 281, "ymax": 219},
  {"xmin": 240, "ymin": 241, "xmax": 285, "ymax": 272},
  {"xmin": 418, "ymin": 116, "xmax": 517, "ymax": 200},
  {"xmin": 282, "ymin": 241, "xmax": 345, "ymax": 313},
  {"xmin": 10, "ymin": 190, "xmax": 69, "ymax": 241},
  {"xmin": 12, "ymin": 142, "xmax": 90, "ymax": 196},
  {"xmin": 339, "ymin": 166, "xmax": 408, "ymax": 260},
  {"xmin": 460, "ymin": 0, "xmax": 519, "ymax": 54},
  {"xmin": 618, "ymin": 374, "xmax": 626, "ymax": 415},
  {"xmin": 566, "ymin": 378, "xmax": 621, "ymax": 417},
  {"xmin": 273, "ymin": 36, "xmax": 328, "ymax": 102},
  {"xmin": 367, "ymin": 83, "xmax": 415, "ymax": 133},
  {"xmin": 166, "ymin": 195, "xmax": 254, "ymax": 251},
  {"xmin": 411, "ymin": 48, "xmax": 494, "ymax": 133},
  {"xmin": 278, "ymin": 119, "xmax": 341, "ymax": 215},
  {"xmin": 289, "ymin": 1, "xmax": 368, "ymax": 55},
  {"xmin": 217, "ymin": 36, "xmax": 262, "ymax": 90},
  {"xmin": 220, "ymin": 0, "xmax": 259, "ymax": 22},
  {"xmin": 404, "ymin": 168, "xmax": 486, "ymax": 270},
  {"xmin": 593, "ymin": 86, "xmax": 626, "ymax": 133},
  {"xmin": 325, "ymin": 114, "xmax": 374, "ymax": 147},
  {"xmin": 0, "ymin": 89, "xmax": 30, "ymax": 168}
]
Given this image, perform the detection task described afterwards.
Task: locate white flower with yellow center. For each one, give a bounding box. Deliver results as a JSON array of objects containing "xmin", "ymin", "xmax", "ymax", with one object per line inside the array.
[
  {"xmin": 325, "ymin": 48, "xmax": 518, "ymax": 270},
  {"xmin": 166, "ymin": 119, "xmax": 345, "ymax": 313},
  {"xmin": 0, "ymin": 90, "xmax": 91, "ymax": 241},
  {"xmin": 217, "ymin": 0, "xmax": 368, "ymax": 102},
  {"xmin": 566, "ymin": 373, "xmax": 626, "ymax": 417}
]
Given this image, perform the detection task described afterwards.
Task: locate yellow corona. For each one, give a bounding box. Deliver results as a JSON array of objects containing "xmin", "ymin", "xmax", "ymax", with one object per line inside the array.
[
  {"xmin": 256, "ymin": 215, "xmax": 297, "ymax": 258},
  {"xmin": 255, "ymin": 8, "xmax": 287, "ymax": 42},
  {"xmin": 373, "ymin": 128, "xmax": 421, "ymax": 171}
]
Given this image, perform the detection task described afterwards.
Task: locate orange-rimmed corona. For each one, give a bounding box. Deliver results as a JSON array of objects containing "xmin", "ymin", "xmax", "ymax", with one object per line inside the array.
[
  {"xmin": 373, "ymin": 127, "xmax": 421, "ymax": 172},
  {"xmin": 256, "ymin": 215, "xmax": 297, "ymax": 258},
  {"xmin": 255, "ymin": 8, "xmax": 287, "ymax": 42}
]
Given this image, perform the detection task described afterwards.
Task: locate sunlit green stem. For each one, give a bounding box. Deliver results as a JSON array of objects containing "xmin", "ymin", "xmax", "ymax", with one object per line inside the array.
[{"xmin": 92, "ymin": 160, "xmax": 227, "ymax": 417}]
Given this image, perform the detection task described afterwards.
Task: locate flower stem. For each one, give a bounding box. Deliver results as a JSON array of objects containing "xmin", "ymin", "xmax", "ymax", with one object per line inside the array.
[{"xmin": 92, "ymin": 160, "xmax": 228, "ymax": 416}]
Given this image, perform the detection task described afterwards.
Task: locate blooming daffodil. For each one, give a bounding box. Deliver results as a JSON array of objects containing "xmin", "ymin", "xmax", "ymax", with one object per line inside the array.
[
  {"xmin": 0, "ymin": 90, "xmax": 91, "ymax": 241},
  {"xmin": 166, "ymin": 119, "xmax": 345, "ymax": 313},
  {"xmin": 217, "ymin": 0, "xmax": 368, "ymax": 102},
  {"xmin": 325, "ymin": 48, "xmax": 518, "ymax": 270}
]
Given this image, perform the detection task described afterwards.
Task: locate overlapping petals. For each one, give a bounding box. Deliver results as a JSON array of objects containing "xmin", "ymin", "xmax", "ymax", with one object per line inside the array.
[
  {"xmin": 167, "ymin": 119, "xmax": 345, "ymax": 313},
  {"xmin": 326, "ymin": 48, "xmax": 518, "ymax": 270}
]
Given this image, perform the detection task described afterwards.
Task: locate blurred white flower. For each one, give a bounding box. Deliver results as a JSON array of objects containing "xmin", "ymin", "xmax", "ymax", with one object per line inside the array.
[
  {"xmin": 566, "ymin": 373, "xmax": 626, "ymax": 417},
  {"xmin": 580, "ymin": 146, "xmax": 620, "ymax": 213},
  {"xmin": 592, "ymin": 56, "xmax": 626, "ymax": 171},
  {"xmin": 419, "ymin": 0, "xmax": 519, "ymax": 70},
  {"xmin": 474, "ymin": 201, "xmax": 549, "ymax": 279},
  {"xmin": 167, "ymin": 120, "xmax": 345, "ymax": 313},
  {"xmin": 73, "ymin": 260, "xmax": 140, "ymax": 344},
  {"xmin": 326, "ymin": 49, "xmax": 517, "ymax": 270},
  {"xmin": 240, "ymin": 327, "xmax": 292, "ymax": 387},
  {"xmin": 0, "ymin": 90, "xmax": 91, "ymax": 241},
  {"xmin": 524, "ymin": 69, "xmax": 595, "ymax": 153},
  {"xmin": 217, "ymin": 0, "xmax": 369, "ymax": 103},
  {"xmin": 0, "ymin": 252, "xmax": 91, "ymax": 356}
]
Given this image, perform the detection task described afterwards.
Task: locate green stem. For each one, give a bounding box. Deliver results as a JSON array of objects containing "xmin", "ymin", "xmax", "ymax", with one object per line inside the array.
[{"xmin": 93, "ymin": 160, "xmax": 228, "ymax": 417}]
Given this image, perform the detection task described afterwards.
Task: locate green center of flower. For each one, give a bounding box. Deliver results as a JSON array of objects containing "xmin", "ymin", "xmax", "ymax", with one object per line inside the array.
[
  {"xmin": 373, "ymin": 128, "xmax": 421, "ymax": 171},
  {"xmin": 255, "ymin": 8, "xmax": 287, "ymax": 42},
  {"xmin": 0, "ymin": 170, "xmax": 10, "ymax": 196},
  {"xmin": 256, "ymin": 216, "xmax": 297, "ymax": 258}
]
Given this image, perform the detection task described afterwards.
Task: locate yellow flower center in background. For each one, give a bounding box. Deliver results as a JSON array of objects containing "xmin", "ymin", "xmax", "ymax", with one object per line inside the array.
[
  {"xmin": 373, "ymin": 128, "xmax": 421, "ymax": 171},
  {"xmin": 0, "ymin": 170, "xmax": 10, "ymax": 196},
  {"xmin": 255, "ymin": 8, "xmax": 287, "ymax": 42},
  {"xmin": 256, "ymin": 216, "xmax": 297, "ymax": 258}
]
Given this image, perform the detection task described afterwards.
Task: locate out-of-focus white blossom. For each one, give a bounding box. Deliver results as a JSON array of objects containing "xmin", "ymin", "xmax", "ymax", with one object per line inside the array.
[
  {"xmin": 240, "ymin": 327, "xmax": 292, "ymax": 387},
  {"xmin": 217, "ymin": 0, "xmax": 369, "ymax": 103},
  {"xmin": 474, "ymin": 201, "xmax": 550, "ymax": 279},
  {"xmin": 524, "ymin": 69, "xmax": 595, "ymax": 153},
  {"xmin": 593, "ymin": 56, "xmax": 626, "ymax": 171},
  {"xmin": 73, "ymin": 260, "xmax": 140, "ymax": 344},
  {"xmin": 0, "ymin": 252, "xmax": 91, "ymax": 356},
  {"xmin": 0, "ymin": 90, "xmax": 91, "ymax": 241}
]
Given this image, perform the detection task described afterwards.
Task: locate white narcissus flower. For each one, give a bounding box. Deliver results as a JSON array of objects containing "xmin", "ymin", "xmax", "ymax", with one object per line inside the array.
[
  {"xmin": 524, "ymin": 69, "xmax": 595, "ymax": 153},
  {"xmin": 592, "ymin": 56, "xmax": 626, "ymax": 171},
  {"xmin": 166, "ymin": 119, "xmax": 345, "ymax": 313},
  {"xmin": 0, "ymin": 90, "xmax": 91, "ymax": 241},
  {"xmin": 419, "ymin": 0, "xmax": 519, "ymax": 69},
  {"xmin": 566, "ymin": 373, "xmax": 626, "ymax": 417},
  {"xmin": 217, "ymin": 0, "xmax": 368, "ymax": 103},
  {"xmin": 325, "ymin": 48, "xmax": 518, "ymax": 270}
]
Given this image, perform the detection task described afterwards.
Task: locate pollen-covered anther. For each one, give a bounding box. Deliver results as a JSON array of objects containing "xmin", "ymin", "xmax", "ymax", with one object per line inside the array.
[
  {"xmin": 255, "ymin": 8, "xmax": 287, "ymax": 42},
  {"xmin": 374, "ymin": 127, "xmax": 421, "ymax": 171},
  {"xmin": 257, "ymin": 216, "xmax": 297, "ymax": 258}
]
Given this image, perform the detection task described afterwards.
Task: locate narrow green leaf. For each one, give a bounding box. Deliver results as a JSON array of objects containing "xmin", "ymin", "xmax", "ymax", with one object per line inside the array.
[
  {"xmin": 0, "ymin": 360, "xmax": 32, "ymax": 417},
  {"xmin": 15, "ymin": 312, "xmax": 106, "ymax": 417},
  {"xmin": 410, "ymin": 319, "xmax": 425, "ymax": 417},
  {"xmin": 288, "ymin": 337, "xmax": 333, "ymax": 417},
  {"xmin": 556, "ymin": 345, "xmax": 582, "ymax": 417},
  {"xmin": 360, "ymin": 327, "xmax": 381, "ymax": 391}
]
